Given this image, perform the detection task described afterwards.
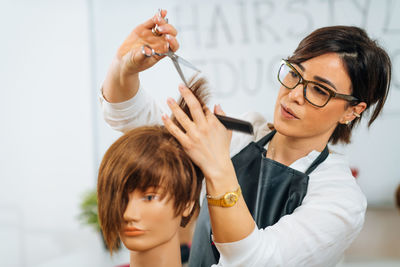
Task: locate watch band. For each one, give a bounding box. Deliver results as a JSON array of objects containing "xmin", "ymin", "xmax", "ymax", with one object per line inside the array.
[{"xmin": 206, "ymin": 186, "xmax": 242, "ymax": 207}]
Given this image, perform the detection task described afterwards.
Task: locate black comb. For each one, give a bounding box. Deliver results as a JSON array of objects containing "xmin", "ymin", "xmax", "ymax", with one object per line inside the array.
[{"xmin": 215, "ymin": 114, "xmax": 254, "ymax": 135}]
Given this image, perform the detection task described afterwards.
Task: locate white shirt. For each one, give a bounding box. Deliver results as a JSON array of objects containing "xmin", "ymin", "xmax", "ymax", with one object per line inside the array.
[{"xmin": 99, "ymin": 86, "xmax": 367, "ymax": 267}]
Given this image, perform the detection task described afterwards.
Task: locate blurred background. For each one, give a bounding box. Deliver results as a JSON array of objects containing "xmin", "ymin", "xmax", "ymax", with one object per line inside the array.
[{"xmin": 0, "ymin": 0, "xmax": 399, "ymax": 266}]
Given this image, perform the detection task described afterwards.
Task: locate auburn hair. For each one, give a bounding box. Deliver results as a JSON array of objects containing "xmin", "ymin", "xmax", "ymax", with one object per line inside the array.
[
  {"xmin": 288, "ymin": 26, "xmax": 391, "ymax": 144},
  {"xmin": 97, "ymin": 77, "xmax": 207, "ymax": 253}
]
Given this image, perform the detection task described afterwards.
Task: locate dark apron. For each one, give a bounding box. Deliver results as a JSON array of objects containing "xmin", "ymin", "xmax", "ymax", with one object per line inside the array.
[{"xmin": 188, "ymin": 130, "xmax": 329, "ymax": 267}]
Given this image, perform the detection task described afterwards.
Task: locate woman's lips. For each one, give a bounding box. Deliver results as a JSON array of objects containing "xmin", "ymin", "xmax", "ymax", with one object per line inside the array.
[
  {"xmin": 280, "ymin": 105, "xmax": 299, "ymax": 119},
  {"xmin": 123, "ymin": 227, "xmax": 146, "ymax": 237}
]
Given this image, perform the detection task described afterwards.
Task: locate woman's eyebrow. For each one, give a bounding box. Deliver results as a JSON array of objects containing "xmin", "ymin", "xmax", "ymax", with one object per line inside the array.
[
  {"xmin": 297, "ymin": 63, "xmax": 337, "ymax": 91},
  {"xmin": 314, "ymin": 76, "xmax": 337, "ymax": 91},
  {"xmin": 297, "ymin": 63, "xmax": 306, "ymax": 71}
]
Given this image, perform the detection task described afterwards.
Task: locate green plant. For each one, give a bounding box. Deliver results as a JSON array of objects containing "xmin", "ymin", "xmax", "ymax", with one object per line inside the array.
[{"xmin": 78, "ymin": 189, "xmax": 100, "ymax": 231}]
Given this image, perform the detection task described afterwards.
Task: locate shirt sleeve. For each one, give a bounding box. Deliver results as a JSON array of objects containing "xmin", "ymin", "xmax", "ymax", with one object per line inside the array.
[
  {"xmin": 212, "ymin": 163, "xmax": 367, "ymax": 267},
  {"xmin": 99, "ymin": 84, "xmax": 165, "ymax": 133}
]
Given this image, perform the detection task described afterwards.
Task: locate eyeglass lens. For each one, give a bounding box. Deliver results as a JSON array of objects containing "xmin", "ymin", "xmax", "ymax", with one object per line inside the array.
[{"xmin": 278, "ymin": 63, "xmax": 331, "ymax": 107}]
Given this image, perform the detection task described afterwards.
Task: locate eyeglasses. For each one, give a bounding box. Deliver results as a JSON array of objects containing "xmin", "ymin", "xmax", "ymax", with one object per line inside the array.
[{"xmin": 277, "ymin": 59, "xmax": 359, "ymax": 107}]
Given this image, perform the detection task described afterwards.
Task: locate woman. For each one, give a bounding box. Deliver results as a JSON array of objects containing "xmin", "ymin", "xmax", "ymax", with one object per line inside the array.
[
  {"xmin": 98, "ymin": 77, "xmax": 207, "ymax": 267},
  {"xmin": 100, "ymin": 10, "xmax": 392, "ymax": 267}
]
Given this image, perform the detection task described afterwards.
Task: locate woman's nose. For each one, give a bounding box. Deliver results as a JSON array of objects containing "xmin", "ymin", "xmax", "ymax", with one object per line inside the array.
[{"xmin": 288, "ymin": 83, "xmax": 305, "ymax": 105}]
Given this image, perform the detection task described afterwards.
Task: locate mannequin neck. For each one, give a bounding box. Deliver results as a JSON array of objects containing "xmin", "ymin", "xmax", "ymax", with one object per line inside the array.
[{"xmin": 129, "ymin": 232, "xmax": 182, "ymax": 267}]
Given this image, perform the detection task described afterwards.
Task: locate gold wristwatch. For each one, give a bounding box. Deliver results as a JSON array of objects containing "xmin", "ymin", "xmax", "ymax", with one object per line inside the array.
[{"xmin": 206, "ymin": 186, "xmax": 242, "ymax": 207}]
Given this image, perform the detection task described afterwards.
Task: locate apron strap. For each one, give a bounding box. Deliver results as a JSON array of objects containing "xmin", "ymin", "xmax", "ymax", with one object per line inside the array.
[
  {"xmin": 255, "ymin": 129, "xmax": 276, "ymax": 150},
  {"xmin": 256, "ymin": 129, "xmax": 329, "ymax": 175},
  {"xmin": 304, "ymin": 145, "xmax": 329, "ymax": 175}
]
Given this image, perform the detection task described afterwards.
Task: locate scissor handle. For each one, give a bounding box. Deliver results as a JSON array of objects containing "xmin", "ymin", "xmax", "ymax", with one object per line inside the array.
[
  {"xmin": 142, "ymin": 44, "xmax": 155, "ymax": 57},
  {"xmin": 142, "ymin": 44, "xmax": 173, "ymax": 57}
]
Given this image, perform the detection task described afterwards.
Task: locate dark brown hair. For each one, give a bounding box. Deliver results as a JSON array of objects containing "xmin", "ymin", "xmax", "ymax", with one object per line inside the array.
[
  {"xmin": 288, "ymin": 26, "xmax": 391, "ymax": 144},
  {"xmin": 97, "ymin": 77, "xmax": 208, "ymax": 253}
]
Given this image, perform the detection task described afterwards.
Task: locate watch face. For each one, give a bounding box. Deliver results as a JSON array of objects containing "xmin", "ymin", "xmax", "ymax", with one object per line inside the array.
[{"xmin": 223, "ymin": 192, "xmax": 239, "ymax": 207}]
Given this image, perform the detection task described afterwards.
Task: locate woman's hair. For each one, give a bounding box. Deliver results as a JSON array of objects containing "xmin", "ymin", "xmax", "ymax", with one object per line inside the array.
[
  {"xmin": 97, "ymin": 77, "xmax": 208, "ymax": 253},
  {"xmin": 287, "ymin": 26, "xmax": 391, "ymax": 144}
]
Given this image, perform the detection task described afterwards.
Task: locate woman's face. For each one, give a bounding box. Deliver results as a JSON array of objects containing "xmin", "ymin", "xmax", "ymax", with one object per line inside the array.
[
  {"xmin": 273, "ymin": 53, "xmax": 353, "ymax": 142},
  {"xmin": 119, "ymin": 187, "xmax": 182, "ymax": 252}
]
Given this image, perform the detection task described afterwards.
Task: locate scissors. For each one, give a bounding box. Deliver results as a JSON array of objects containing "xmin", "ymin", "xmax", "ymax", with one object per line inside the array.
[
  {"xmin": 141, "ymin": 44, "xmax": 254, "ymax": 134},
  {"xmin": 142, "ymin": 44, "xmax": 200, "ymax": 88}
]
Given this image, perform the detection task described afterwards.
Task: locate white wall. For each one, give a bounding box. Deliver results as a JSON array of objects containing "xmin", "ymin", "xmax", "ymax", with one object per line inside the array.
[
  {"xmin": 0, "ymin": 0, "xmax": 103, "ymax": 266},
  {"xmin": 0, "ymin": 0, "xmax": 399, "ymax": 266}
]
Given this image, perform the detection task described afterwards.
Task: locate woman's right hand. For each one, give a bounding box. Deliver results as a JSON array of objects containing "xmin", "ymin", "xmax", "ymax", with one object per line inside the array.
[{"xmin": 102, "ymin": 9, "xmax": 179, "ymax": 103}]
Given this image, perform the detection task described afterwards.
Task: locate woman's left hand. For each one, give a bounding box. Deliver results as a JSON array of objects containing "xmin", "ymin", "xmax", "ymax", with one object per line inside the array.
[
  {"xmin": 162, "ymin": 84, "xmax": 234, "ymax": 184},
  {"xmin": 164, "ymin": 85, "xmax": 255, "ymax": 245}
]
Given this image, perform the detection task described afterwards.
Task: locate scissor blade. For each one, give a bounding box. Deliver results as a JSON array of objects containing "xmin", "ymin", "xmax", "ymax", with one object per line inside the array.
[
  {"xmin": 171, "ymin": 58, "xmax": 189, "ymax": 87},
  {"xmin": 175, "ymin": 56, "xmax": 201, "ymax": 72}
]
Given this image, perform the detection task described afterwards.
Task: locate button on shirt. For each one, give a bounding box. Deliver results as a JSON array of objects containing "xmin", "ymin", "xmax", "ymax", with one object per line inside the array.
[{"xmin": 100, "ymin": 86, "xmax": 367, "ymax": 267}]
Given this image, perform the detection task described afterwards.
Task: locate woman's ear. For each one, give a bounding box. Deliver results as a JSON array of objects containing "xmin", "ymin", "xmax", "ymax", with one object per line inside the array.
[{"xmin": 340, "ymin": 101, "xmax": 367, "ymax": 124}]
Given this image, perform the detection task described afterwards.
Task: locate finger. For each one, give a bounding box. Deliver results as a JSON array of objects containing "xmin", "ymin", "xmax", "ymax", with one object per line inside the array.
[
  {"xmin": 214, "ymin": 104, "xmax": 226, "ymax": 116},
  {"xmin": 167, "ymin": 97, "xmax": 195, "ymax": 132},
  {"xmin": 157, "ymin": 24, "xmax": 177, "ymax": 37},
  {"xmin": 208, "ymin": 106, "xmax": 233, "ymax": 137},
  {"xmin": 165, "ymin": 34, "xmax": 179, "ymax": 52},
  {"xmin": 138, "ymin": 29, "xmax": 170, "ymax": 52},
  {"xmin": 125, "ymin": 47, "xmax": 163, "ymax": 73},
  {"xmin": 162, "ymin": 113, "xmax": 191, "ymax": 147},
  {"xmin": 132, "ymin": 26, "xmax": 170, "ymax": 56},
  {"xmin": 179, "ymin": 85, "xmax": 207, "ymax": 126},
  {"xmin": 154, "ymin": 9, "xmax": 169, "ymax": 26},
  {"xmin": 205, "ymin": 106, "xmax": 220, "ymax": 122},
  {"xmin": 142, "ymin": 16, "xmax": 157, "ymax": 29},
  {"xmin": 135, "ymin": 24, "xmax": 171, "ymax": 54},
  {"xmin": 207, "ymin": 106, "xmax": 224, "ymax": 127},
  {"xmin": 160, "ymin": 9, "xmax": 168, "ymax": 19},
  {"xmin": 142, "ymin": 9, "xmax": 168, "ymax": 29}
]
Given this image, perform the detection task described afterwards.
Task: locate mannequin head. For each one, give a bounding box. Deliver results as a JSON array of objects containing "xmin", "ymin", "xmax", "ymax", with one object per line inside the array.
[{"xmin": 97, "ymin": 78, "xmax": 207, "ymax": 253}]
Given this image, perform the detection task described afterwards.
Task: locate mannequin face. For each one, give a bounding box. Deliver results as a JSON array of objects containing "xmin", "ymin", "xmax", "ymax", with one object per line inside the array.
[
  {"xmin": 273, "ymin": 53, "xmax": 361, "ymax": 142},
  {"xmin": 119, "ymin": 187, "xmax": 187, "ymax": 252}
]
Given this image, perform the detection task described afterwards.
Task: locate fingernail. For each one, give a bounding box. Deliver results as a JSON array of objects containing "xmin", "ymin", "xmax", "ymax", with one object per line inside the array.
[
  {"xmin": 161, "ymin": 113, "xmax": 168, "ymax": 120},
  {"xmin": 178, "ymin": 84, "xmax": 185, "ymax": 92},
  {"xmin": 165, "ymin": 34, "xmax": 171, "ymax": 40},
  {"xmin": 157, "ymin": 25, "xmax": 164, "ymax": 32},
  {"xmin": 167, "ymin": 97, "xmax": 174, "ymax": 104},
  {"xmin": 157, "ymin": 10, "xmax": 162, "ymax": 22}
]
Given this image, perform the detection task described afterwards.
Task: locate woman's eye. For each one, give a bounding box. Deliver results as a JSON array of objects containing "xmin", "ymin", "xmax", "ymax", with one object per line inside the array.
[
  {"xmin": 289, "ymin": 70, "xmax": 299, "ymax": 78},
  {"xmin": 313, "ymin": 86, "xmax": 328, "ymax": 96}
]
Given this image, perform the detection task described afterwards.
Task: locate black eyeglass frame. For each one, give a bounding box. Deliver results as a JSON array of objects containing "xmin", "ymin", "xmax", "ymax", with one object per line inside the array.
[{"xmin": 277, "ymin": 59, "xmax": 360, "ymax": 108}]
